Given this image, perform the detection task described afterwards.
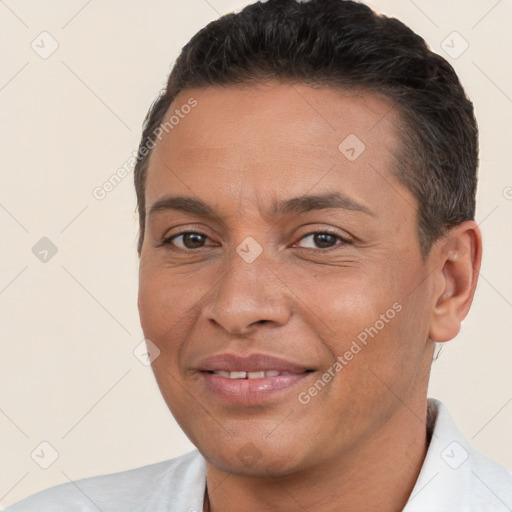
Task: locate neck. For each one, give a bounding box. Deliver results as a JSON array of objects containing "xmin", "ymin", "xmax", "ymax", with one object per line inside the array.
[{"xmin": 204, "ymin": 399, "xmax": 429, "ymax": 512}]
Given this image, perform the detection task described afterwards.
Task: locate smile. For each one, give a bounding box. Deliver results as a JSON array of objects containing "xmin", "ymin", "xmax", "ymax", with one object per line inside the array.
[
  {"xmin": 209, "ymin": 370, "xmax": 296, "ymax": 379},
  {"xmin": 196, "ymin": 353, "xmax": 315, "ymax": 405}
]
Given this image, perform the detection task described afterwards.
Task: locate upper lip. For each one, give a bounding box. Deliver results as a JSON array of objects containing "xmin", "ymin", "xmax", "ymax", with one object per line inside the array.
[{"xmin": 196, "ymin": 353, "xmax": 313, "ymax": 373}]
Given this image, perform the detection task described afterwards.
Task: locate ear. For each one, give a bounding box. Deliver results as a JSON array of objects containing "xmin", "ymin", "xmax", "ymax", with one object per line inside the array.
[{"xmin": 429, "ymin": 221, "xmax": 482, "ymax": 343}]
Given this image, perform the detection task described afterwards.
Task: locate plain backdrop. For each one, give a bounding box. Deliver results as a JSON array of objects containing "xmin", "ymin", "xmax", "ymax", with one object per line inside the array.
[{"xmin": 1, "ymin": 0, "xmax": 511, "ymax": 507}]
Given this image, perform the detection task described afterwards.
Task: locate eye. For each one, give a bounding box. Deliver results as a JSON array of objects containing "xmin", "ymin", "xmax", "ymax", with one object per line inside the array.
[
  {"xmin": 295, "ymin": 230, "xmax": 351, "ymax": 250},
  {"xmin": 163, "ymin": 231, "xmax": 213, "ymax": 250},
  {"xmin": 160, "ymin": 229, "xmax": 351, "ymax": 251}
]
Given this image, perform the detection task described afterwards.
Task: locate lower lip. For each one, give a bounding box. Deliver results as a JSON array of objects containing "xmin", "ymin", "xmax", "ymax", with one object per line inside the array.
[{"xmin": 200, "ymin": 372, "xmax": 311, "ymax": 405}]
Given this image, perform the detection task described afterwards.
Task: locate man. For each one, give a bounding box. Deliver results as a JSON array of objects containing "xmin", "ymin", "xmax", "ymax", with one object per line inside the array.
[{"xmin": 7, "ymin": 0, "xmax": 512, "ymax": 510}]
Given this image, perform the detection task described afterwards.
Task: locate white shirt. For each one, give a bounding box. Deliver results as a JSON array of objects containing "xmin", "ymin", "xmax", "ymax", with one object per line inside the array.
[{"xmin": 6, "ymin": 398, "xmax": 512, "ymax": 511}]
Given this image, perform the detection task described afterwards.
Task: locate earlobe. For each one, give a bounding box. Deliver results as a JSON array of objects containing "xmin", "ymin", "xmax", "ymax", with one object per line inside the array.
[{"xmin": 428, "ymin": 221, "xmax": 482, "ymax": 343}]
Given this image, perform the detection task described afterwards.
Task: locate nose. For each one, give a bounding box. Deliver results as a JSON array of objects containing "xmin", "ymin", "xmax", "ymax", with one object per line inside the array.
[{"xmin": 201, "ymin": 249, "xmax": 292, "ymax": 336}]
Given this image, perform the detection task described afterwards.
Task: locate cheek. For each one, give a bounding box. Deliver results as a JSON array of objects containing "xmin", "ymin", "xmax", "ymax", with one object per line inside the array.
[
  {"xmin": 137, "ymin": 274, "xmax": 169, "ymax": 339},
  {"xmin": 138, "ymin": 265, "xmax": 197, "ymax": 335},
  {"xmin": 295, "ymin": 269, "xmax": 418, "ymax": 384},
  {"xmin": 137, "ymin": 265, "xmax": 216, "ymax": 380},
  {"xmin": 138, "ymin": 277, "xmax": 186, "ymax": 372},
  {"xmin": 292, "ymin": 269, "xmax": 398, "ymax": 347},
  {"xmin": 137, "ymin": 270, "xmax": 193, "ymax": 411}
]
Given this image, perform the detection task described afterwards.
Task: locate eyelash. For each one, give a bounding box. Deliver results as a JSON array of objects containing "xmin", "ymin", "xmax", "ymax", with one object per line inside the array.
[{"xmin": 160, "ymin": 229, "xmax": 352, "ymax": 252}]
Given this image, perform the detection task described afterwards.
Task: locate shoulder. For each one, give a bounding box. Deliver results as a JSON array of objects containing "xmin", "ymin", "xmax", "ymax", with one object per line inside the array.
[
  {"xmin": 404, "ymin": 399, "xmax": 512, "ymax": 511},
  {"xmin": 5, "ymin": 449, "xmax": 206, "ymax": 512},
  {"xmin": 465, "ymin": 443, "xmax": 512, "ymax": 507}
]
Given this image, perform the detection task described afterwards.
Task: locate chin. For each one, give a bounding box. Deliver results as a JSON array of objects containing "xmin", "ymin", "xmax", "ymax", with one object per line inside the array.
[
  {"xmin": 192, "ymin": 428, "xmax": 312, "ymax": 478},
  {"xmin": 205, "ymin": 445, "xmax": 305, "ymax": 477}
]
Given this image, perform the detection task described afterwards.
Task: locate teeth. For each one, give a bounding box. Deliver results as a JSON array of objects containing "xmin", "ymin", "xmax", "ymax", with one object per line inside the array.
[
  {"xmin": 247, "ymin": 371, "xmax": 265, "ymax": 379},
  {"xmin": 211, "ymin": 370, "xmax": 283, "ymax": 379},
  {"xmin": 229, "ymin": 371, "xmax": 247, "ymax": 379}
]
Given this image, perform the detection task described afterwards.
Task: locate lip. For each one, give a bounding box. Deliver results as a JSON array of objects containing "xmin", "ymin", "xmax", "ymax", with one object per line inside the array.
[
  {"xmin": 197, "ymin": 353, "xmax": 312, "ymax": 373},
  {"xmin": 196, "ymin": 353, "xmax": 315, "ymax": 405}
]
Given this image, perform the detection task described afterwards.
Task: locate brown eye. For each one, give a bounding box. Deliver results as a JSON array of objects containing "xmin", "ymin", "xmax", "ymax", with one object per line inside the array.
[
  {"xmin": 296, "ymin": 231, "xmax": 351, "ymax": 250},
  {"xmin": 166, "ymin": 232, "xmax": 210, "ymax": 250},
  {"xmin": 313, "ymin": 233, "xmax": 337, "ymax": 249}
]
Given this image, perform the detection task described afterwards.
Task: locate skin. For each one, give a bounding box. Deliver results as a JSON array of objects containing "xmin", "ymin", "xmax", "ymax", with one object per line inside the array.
[{"xmin": 137, "ymin": 82, "xmax": 482, "ymax": 512}]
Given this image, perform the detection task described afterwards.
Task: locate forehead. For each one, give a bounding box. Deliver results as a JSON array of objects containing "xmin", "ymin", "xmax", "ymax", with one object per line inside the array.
[{"xmin": 145, "ymin": 82, "xmax": 412, "ymax": 221}]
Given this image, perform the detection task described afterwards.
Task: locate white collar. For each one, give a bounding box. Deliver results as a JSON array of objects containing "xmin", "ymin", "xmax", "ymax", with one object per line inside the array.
[{"xmin": 403, "ymin": 398, "xmax": 512, "ymax": 511}]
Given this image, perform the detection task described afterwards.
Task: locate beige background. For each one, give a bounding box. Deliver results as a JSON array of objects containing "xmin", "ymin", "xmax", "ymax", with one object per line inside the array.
[{"xmin": 1, "ymin": 0, "xmax": 511, "ymax": 507}]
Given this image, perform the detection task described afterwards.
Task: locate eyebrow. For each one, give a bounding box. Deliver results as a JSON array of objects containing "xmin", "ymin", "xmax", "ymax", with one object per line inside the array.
[
  {"xmin": 148, "ymin": 192, "xmax": 374, "ymax": 220},
  {"xmin": 269, "ymin": 192, "xmax": 374, "ymax": 218}
]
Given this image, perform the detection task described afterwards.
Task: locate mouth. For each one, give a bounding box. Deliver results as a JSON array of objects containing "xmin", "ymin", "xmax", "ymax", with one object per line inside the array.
[
  {"xmin": 207, "ymin": 370, "xmax": 304, "ymax": 379},
  {"xmin": 196, "ymin": 353, "xmax": 315, "ymax": 405}
]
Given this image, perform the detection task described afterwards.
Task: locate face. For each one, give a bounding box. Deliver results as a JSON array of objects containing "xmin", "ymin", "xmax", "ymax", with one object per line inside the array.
[{"xmin": 137, "ymin": 82, "xmax": 437, "ymax": 476}]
